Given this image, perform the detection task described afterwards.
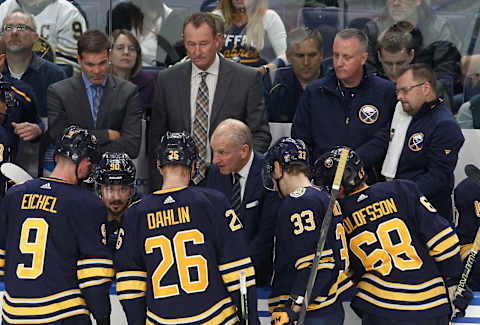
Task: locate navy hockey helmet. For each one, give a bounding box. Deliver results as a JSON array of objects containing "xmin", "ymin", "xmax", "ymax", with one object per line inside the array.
[
  {"xmin": 156, "ymin": 131, "xmax": 198, "ymax": 169},
  {"xmin": 313, "ymin": 146, "xmax": 366, "ymax": 195},
  {"xmin": 55, "ymin": 125, "xmax": 100, "ymax": 164},
  {"xmin": 263, "ymin": 137, "xmax": 309, "ymax": 190},
  {"xmin": 95, "ymin": 152, "xmax": 136, "ymax": 186}
]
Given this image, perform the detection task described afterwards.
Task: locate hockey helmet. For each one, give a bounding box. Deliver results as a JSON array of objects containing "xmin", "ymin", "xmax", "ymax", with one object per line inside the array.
[
  {"xmin": 55, "ymin": 125, "xmax": 100, "ymax": 164},
  {"xmin": 313, "ymin": 146, "xmax": 365, "ymax": 195},
  {"xmin": 262, "ymin": 137, "xmax": 309, "ymax": 190},
  {"xmin": 95, "ymin": 152, "xmax": 136, "ymax": 186},
  {"xmin": 156, "ymin": 131, "xmax": 198, "ymax": 169}
]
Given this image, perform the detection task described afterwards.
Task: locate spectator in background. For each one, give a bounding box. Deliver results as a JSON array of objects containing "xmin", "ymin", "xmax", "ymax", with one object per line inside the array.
[
  {"xmin": 364, "ymin": 0, "xmax": 461, "ymax": 85},
  {"xmin": 267, "ymin": 26, "xmax": 324, "ymax": 122},
  {"xmin": 292, "ymin": 28, "xmax": 396, "ymax": 164},
  {"xmin": 0, "ymin": 0, "xmax": 88, "ymax": 73},
  {"xmin": 208, "ymin": 119, "xmax": 280, "ymax": 286},
  {"xmin": 47, "ymin": 30, "xmax": 142, "ymax": 159},
  {"xmin": 359, "ymin": 64, "xmax": 464, "ymax": 221},
  {"xmin": 2, "ymin": 10, "xmax": 67, "ymax": 177},
  {"xmin": 149, "ymin": 12, "xmax": 271, "ymax": 189},
  {"xmin": 213, "ymin": 0, "xmax": 287, "ymax": 76},
  {"xmin": 375, "ymin": 22, "xmax": 460, "ymax": 109},
  {"xmin": 110, "ymin": 29, "xmax": 155, "ymax": 113}
]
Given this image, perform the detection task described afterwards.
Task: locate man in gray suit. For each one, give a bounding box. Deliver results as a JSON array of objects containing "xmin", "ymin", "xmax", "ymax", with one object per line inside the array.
[
  {"xmin": 149, "ymin": 12, "xmax": 271, "ymax": 189},
  {"xmin": 47, "ymin": 30, "xmax": 142, "ymax": 159}
]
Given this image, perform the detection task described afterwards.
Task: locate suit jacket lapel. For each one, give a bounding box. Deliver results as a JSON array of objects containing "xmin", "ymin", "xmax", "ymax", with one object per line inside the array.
[
  {"xmin": 183, "ymin": 63, "xmax": 193, "ymax": 132},
  {"xmin": 243, "ymin": 153, "xmax": 261, "ymax": 208},
  {"xmin": 74, "ymin": 74, "xmax": 95, "ymax": 128},
  {"xmin": 210, "ymin": 57, "xmax": 232, "ymax": 134}
]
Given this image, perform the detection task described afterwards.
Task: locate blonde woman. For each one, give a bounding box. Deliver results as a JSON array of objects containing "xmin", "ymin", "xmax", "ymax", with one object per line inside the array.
[{"xmin": 213, "ymin": 0, "xmax": 287, "ymax": 75}]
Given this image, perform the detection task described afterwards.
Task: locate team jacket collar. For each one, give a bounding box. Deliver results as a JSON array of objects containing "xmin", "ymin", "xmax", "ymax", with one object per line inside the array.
[{"xmin": 414, "ymin": 97, "xmax": 444, "ymax": 119}]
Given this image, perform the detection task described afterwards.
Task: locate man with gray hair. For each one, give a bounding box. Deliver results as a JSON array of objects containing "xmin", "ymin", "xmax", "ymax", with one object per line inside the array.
[
  {"xmin": 292, "ymin": 28, "xmax": 396, "ymax": 178},
  {"xmin": 267, "ymin": 26, "xmax": 324, "ymax": 122},
  {"xmin": 207, "ymin": 118, "xmax": 280, "ymax": 286}
]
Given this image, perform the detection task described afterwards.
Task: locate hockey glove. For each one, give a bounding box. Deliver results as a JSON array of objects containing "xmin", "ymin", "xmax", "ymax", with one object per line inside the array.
[
  {"xmin": 271, "ymin": 307, "xmax": 298, "ymax": 325},
  {"xmin": 95, "ymin": 317, "xmax": 110, "ymax": 325},
  {"xmin": 452, "ymin": 286, "xmax": 474, "ymax": 318}
]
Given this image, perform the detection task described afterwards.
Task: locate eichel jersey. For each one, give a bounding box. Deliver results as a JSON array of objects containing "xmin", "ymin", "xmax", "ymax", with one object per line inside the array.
[
  {"xmin": 0, "ymin": 0, "xmax": 87, "ymax": 73},
  {"xmin": 454, "ymin": 177, "xmax": 480, "ymax": 289},
  {"xmin": 115, "ymin": 186, "xmax": 259, "ymax": 325},
  {"xmin": 268, "ymin": 186, "xmax": 353, "ymax": 316},
  {"xmin": 339, "ymin": 180, "xmax": 462, "ymax": 321},
  {"xmin": 0, "ymin": 177, "xmax": 113, "ymax": 324}
]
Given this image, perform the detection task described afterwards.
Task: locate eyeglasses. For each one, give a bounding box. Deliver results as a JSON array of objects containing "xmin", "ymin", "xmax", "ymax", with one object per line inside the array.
[
  {"xmin": 3, "ymin": 24, "xmax": 35, "ymax": 32},
  {"xmin": 113, "ymin": 44, "xmax": 137, "ymax": 53},
  {"xmin": 396, "ymin": 82, "xmax": 425, "ymax": 95}
]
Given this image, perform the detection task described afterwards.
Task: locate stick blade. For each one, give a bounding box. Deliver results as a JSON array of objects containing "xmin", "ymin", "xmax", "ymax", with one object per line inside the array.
[
  {"xmin": 465, "ymin": 164, "xmax": 480, "ymax": 187},
  {"xmin": 1, "ymin": 163, "xmax": 33, "ymax": 185}
]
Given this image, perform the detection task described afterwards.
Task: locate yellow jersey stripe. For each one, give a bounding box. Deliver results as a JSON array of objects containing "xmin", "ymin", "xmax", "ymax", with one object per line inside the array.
[
  {"xmin": 146, "ymin": 297, "xmax": 233, "ymax": 324},
  {"xmin": 0, "ymin": 259, "xmax": 4, "ymax": 267},
  {"xmin": 218, "ymin": 257, "xmax": 252, "ymax": 271},
  {"xmin": 116, "ymin": 271, "xmax": 147, "ymax": 279},
  {"xmin": 78, "ymin": 278, "xmax": 111, "ymax": 289},
  {"xmin": 5, "ymin": 289, "xmax": 82, "ymax": 304},
  {"xmin": 227, "ymin": 279, "xmax": 256, "ymax": 292},
  {"xmin": 357, "ymin": 281, "xmax": 446, "ymax": 302},
  {"xmin": 426, "ymin": 228, "xmax": 451, "ymax": 247},
  {"xmin": 77, "ymin": 267, "xmax": 114, "ymax": 279},
  {"xmin": 116, "ymin": 280, "xmax": 147, "ymax": 293},
  {"xmin": 429, "ymin": 235, "xmax": 459, "ymax": 256},
  {"xmin": 0, "ymin": 248, "xmax": 5, "ymax": 254},
  {"xmin": 361, "ymin": 273, "xmax": 444, "ymax": 290},
  {"xmin": 2, "ymin": 309, "xmax": 89, "ymax": 324},
  {"xmin": 77, "ymin": 259, "xmax": 113, "ymax": 266},
  {"xmin": 356, "ymin": 291, "xmax": 448, "ymax": 310},
  {"xmin": 153, "ymin": 186, "xmax": 187, "ymax": 195},
  {"xmin": 118, "ymin": 292, "xmax": 146, "ymax": 301},
  {"xmin": 434, "ymin": 245, "xmax": 460, "ymax": 262},
  {"xmin": 222, "ymin": 266, "xmax": 255, "ymax": 284},
  {"xmin": 10, "ymin": 87, "xmax": 31, "ymax": 103},
  {"xmin": 2, "ymin": 297, "xmax": 86, "ymax": 316}
]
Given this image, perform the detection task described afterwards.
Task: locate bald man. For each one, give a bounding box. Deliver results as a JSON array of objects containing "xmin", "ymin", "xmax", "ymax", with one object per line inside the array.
[{"xmin": 207, "ymin": 118, "xmax": 280, "ymax": 286}]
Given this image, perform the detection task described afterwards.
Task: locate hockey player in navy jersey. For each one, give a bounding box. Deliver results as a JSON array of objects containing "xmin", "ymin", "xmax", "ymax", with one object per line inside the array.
[
  {"xmin": 263, "ymin": 137, "xmax": 352, "ymax": 325},
  {"xmin": 114, "ymin": 131, "xmax": 259, "ymax": 325},
  {"xmin": 454, "ymin": 177, "xmax": 480, "ymax": 290},
  {"xmin": 0, "ymin": 125, "xmax": 112, "ymax": 325},
  {"xmin": 95, "ymin": 152, "xmax": 141, "ymax": 253},
  {"xmin": 314, "ymin": 146, "xmax": 471, "ymax": 325}
]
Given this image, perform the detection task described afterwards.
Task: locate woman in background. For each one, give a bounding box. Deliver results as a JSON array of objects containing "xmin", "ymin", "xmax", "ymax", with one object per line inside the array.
[
  {"xmin": 110, "ymin": 29, "xmax": 155, "ymax": 113},
  {"xmin": 213, "ymin": 0, "xmax": 287, "ymax": 76}
]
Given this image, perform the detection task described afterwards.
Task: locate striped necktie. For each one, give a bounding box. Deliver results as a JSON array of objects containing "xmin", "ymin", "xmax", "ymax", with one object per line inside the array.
[
  {"xmin": 91, "ymin": 85, "xmax": 101, "ymax": 126},
  {"xmin": 231, "ymin": 173, "xmax": 242, "ymax": 217},
  {"xmin": 192, "ymin": 72, "xmax": 209, "ymax": 184}
]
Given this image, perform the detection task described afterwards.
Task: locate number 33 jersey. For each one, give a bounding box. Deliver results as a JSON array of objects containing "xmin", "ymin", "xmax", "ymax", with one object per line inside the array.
[
  {"xmin": 339, "ymin": 179, "xmax": 462, "ymax": 321},
  {"xmin": 0, "ymin": 177, "xmax": 114, "ymax": 324},
  {"xmin": 114, "ymin": 186, "xmax": 259, "ymax": 325}
]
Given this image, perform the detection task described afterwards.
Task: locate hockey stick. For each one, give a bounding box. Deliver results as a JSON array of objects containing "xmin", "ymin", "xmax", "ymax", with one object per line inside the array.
[
  {"xmin": 297, "ymin": 148, "xmax": 349, "ymax": 325},
  {"xmin": 239, "ymin": 270, "xmax": 248, "ymax": 325},
  {"xmin": 1, "ymin": 162, "xmax": 33, "ymax": 185},
  {"xmin": 450, "ymin": 164, "xmax": 480, "ymax": 318}
]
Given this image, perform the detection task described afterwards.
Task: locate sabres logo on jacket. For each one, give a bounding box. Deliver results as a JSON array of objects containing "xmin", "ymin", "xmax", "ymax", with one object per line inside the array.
[
  {"xmin": 358, "ymin": 105, "xmax": 379, "ymax": 124},
  {"xmin": 408, "ymin": 132, "xmax": 424, "ymax": 151}
]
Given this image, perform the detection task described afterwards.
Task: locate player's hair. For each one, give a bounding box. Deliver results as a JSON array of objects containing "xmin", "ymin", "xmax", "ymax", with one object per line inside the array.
[
  {"xmin": 4, "ymin": 9, "xmax": 37, "ymax": 32},
  {"xmin": 335, "ymin": 28, "xmax": 368, "ymax": 52},
  {"xmin": 111, "ymin": 29, "xmax": 142, "ymax": 78},
  {"xmin": 161, "ymin": 164, "xmax": 191, "ymax": 179},
  {"xmin": 378, "ymin": 21, "xmax": 414, "ymax": 54},
  {"xmin": 214, "ymin": 119, "xmax": 253, "ymax": 152},
  {"xmin": 183, "ymin": 12, "xmax": 217, "ymax": 38},
  {"xmin": 400, "ymin": 63, "xmax": 437, "ymax": 92},
  {"xmin": 78, "ymin": 30, "xmax": 111, "ymax": 58},
  {"xmin": 287, "ymin": 26, "xmax": 323, "ymax": 54},
  {"xmin": 284, "ymin": 162, "xmax": 310, "ymax": 178}
]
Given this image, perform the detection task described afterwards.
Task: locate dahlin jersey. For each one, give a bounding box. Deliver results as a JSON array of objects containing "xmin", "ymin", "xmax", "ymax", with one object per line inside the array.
[
  {"xmin": 0, "ymin": 0, "xmax": 87, "ymax": 73},
  {"xmin": 115, "ymin": 186, "xmax": 259, "ymax": 325},
  {"xmin": 340, "ymin": 179, "xmax": 462, "ymax": 320},
  {"xmin": 268, "ymin": 186, "xmax": 353, "ymax": 316},
  {"xmin": 0, "ymin": 177, "xmax": 114, "ymax": 324}
]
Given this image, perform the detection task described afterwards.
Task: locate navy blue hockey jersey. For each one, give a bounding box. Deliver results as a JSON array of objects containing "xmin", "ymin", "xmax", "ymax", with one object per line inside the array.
[
  {"xmin": 0, "ymin": 177, "xmax": 113, "ymax": 324},
  {"xmin": 268, "ymin": 186, "xmax": 353, "ymax": 316},
  {"xmin": 454, "ymin": 177, "xmax": 480, "ymax": 289},
  {"xmin": 340, "ymin": 180, "xmax": 462, "ymax": 320},
  {"xmin": 115, "ymin": 186, "xmax": 259, "ymax": 325}
]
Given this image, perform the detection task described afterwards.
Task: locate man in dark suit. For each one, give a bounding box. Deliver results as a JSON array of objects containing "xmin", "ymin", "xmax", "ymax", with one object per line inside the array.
[
  {"xmin": 47, "ymin": 30, "xmax": 142, "ymax": 159},
  {"xmin": 207, "ymin": 119, "xmax": 280, "ymax": 286},
  {"xmin": 149, "ymin": 12, "xmax": 271, "ymax": 189}
]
